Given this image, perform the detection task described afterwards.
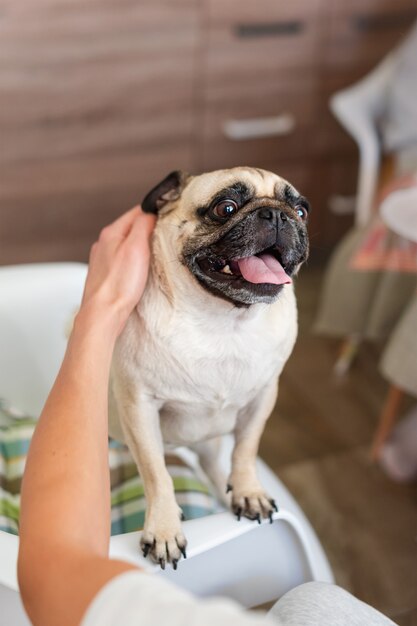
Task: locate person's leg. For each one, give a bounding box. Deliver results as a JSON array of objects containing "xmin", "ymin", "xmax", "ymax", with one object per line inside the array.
[
  {"xmin": 267, "ymin": 582, "xmax": 397, "ymax": 626},
  {"xmin": 379, "ymin": 404, "xmax": 417, "ymax": 481}
]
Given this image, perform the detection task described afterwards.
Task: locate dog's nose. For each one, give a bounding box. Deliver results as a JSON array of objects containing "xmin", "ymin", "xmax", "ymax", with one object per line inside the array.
[
  {"xmin": 258, "ymin": 208, "xmax": 273, "ymax": 220},
  {"xmin": 258, "ymin": 208, "xmax": 287, "ymax": 222}
]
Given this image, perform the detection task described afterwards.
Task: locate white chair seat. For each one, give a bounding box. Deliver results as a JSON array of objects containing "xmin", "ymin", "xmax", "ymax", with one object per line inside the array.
[{"xmin": 0, "ymin": 263, "xmax": 333, "ymax": 625}]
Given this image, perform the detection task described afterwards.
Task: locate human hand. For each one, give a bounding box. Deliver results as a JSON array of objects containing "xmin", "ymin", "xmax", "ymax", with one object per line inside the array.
[{"xmin": 80, "ymin": 206, "xmax": 156, "ymax": 336}]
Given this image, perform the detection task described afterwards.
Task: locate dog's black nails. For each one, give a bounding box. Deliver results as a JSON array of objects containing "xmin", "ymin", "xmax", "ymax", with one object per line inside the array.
[
  {"xmin": 226, "ymin": 484, "xmax": 233, "ymax": 494},
  {"xmin": 172, "ymin": 559, "xmax": 178, "ymax": 570},
  {"xmin": 180, "ymin": 546, "xmax": 187, "ymax": 559},
  {"xmin": 268, "ymin": 511, "xmax": 274, "ymax": 524},
  {"xmin": 256, "ymin": 513, "xmax": 261, "ymax": 524},
  {"xmin": 236, "ymin": 507, "xmax": 242, "ymax": 521},
  {"xmin": 180, "ymin": 511, "xmax": 185, "ymax": 521},
  {"xmin": 142, "ymin": 543, "xmax": 151, "ymax": 558},
  {"xmin": 270, "ymin": 499, "xmax": 278, "ymax": 512},
  {"xmin": 159, "ymin": 558, "xmax": 166, "ymax": 570}
]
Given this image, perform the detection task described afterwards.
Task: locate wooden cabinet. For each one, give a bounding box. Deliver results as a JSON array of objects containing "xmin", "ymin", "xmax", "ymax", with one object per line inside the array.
[
  {"xmin": 0, "ymin": 0, "xmax": 199, "ymax": 262},
  {"xmin": 324, "ymin": 0, "xmax": 417, "ymax": 71},
  {"xmin": 1, "ymin": 0, "xmax": 416, "ymax": 263},
  {"xmin": 199, "ymin": 0, "xmax": 416, "ymax": 255},
  {"xmin": 201, "ymin": 0, "xmax": 322, "ymax": 170},
  {"xmin": 317, "ymin": 0, "xmax": 417, "ymax": 159}
]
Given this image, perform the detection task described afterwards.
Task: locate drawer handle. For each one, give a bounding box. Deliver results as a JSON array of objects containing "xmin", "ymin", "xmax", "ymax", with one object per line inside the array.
[
  {"xmin": 223, "ymin": 114, "xmax": 296, "ymax": 141},
  {"xmin": 234, "ymin": 21, "xmax": 304, "ymax": 38},
  {"xmin": 352, "ymin": 11, "xmax": 416, "ymax": 32}
]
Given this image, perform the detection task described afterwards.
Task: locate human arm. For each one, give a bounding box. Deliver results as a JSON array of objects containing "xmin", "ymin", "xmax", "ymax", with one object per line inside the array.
[{"xmin": 17, "ymin": 207, "xmax": 156, "ymax": 626}]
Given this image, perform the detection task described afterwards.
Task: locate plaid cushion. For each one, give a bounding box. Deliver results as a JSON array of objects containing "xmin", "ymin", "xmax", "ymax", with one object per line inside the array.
[{"xmin": 0, "ymin": 399, "xmax": 220, "ymax": 536}]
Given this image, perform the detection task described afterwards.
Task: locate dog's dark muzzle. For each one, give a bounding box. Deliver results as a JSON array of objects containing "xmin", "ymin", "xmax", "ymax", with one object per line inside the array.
[{"xmin": 258, "ymin": 206, "xmax": 290, "ymax": 226}]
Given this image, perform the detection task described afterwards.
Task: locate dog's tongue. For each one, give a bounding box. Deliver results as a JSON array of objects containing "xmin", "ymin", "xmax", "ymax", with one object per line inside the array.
[{"xmin": 237, "ymin": 253, "xmax": 292, "ymax": 285}]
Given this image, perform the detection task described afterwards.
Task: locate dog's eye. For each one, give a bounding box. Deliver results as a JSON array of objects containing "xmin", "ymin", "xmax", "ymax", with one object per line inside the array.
[
  {"xmin": 212, "ymin": 199, "xmax": 238, "ymax": 219},
  {"xmin": 295, "ymin": 205, "xmax": 308, "ymax": 220}
]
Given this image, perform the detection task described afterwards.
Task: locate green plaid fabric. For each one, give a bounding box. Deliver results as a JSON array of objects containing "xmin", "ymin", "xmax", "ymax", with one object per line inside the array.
[{"xmin": 0, "ymin": 400, "xmax": 220, "ymax": 537}]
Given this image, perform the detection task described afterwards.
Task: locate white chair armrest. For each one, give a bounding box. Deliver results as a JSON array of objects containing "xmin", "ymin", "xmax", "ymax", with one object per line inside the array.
[
  {"xmin": 330, "ymin": 53, "xmax": 398, "ymax": 226},
  {"xmin": 109, "ymin": 441, "xmax": 333, "ymax": 607},
  {"xmin": 379, "ymin": 185, "xmax": 417, "ymax": 243},
  {"xmin": 110, "ymin": 509, "xmax": 333, "ymax": 608}
]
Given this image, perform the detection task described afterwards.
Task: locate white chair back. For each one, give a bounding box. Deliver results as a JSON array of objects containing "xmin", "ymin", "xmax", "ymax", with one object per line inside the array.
[
  {"xmin": 330, "ymin": 53, "xmax": 398, "ymax": 226},
  {"xmin": 0, "ymin": 263, "xmax": 87, "ymax": 417}
]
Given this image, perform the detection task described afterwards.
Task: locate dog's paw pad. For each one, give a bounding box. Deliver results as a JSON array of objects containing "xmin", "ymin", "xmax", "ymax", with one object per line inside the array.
[
  {"xmin": 231, "ymin": 492, "xmax": 278, "ymax": 523},
  {"xmin": 140, "ymin": 530, "xmax": 187, "ymax": 569}
]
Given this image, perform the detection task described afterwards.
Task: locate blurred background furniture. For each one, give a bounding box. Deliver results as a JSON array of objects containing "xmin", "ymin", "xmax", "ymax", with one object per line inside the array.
[
  {"xmin": 373, "ymin": 188, "xmax": 417, "ymax": 459},
  {"xmin": 314, "ymin": 25, "xmax": 417, "ymax": 458},
  {"xmin": 0, "ymin": 263, "xmax": 333, "ymax": 626},
  {"xmin": 316, "ymin": 27, "xmax": 417, "ymax": 371},
  {"xmin": 1, "ymin": 0, "xmax": 416, "ymax": 265},
  {"xmin": 319, "ymin": 50, "xmax": 400, "ymax": 378}
]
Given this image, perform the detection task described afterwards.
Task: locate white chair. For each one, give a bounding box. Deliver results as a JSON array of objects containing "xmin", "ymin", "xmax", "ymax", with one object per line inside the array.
[
  {"xmin": 0, "ymin": 263, "xmax": 333, "ymax": 626},
  {"xmin": 327, "ymin": 42, "xmax": 417, "ymax": 457},
  {"xmin": 328, "ymin": 48, "xmax": 409, "ymax": 378},
  {"xmin": 329, "ymin": 52, "xmax": 398, "ymax": 229}
]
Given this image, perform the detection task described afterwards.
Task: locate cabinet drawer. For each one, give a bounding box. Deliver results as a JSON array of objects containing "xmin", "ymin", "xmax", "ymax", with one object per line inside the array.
[
  {"xmin": 206, "ymin": 19, "xmax": 320, "ymax": 80},
  {"xmin": 201, "ymin": 69, "xmax": 318, "ymax": 170},
  {"xmin": 329, "ymin": 0, "xmax": 417, "ymax": 18},
  {"xmin": 206, "ymin": 0, "xmax": 321, "ymax": 26},
  {"xmin": 202, "ymin": 128, "xmax": 316, "ymax": 172},
  {"xmin": 324, "ymin": 0, "xmax": 417, "ymax": 69}
]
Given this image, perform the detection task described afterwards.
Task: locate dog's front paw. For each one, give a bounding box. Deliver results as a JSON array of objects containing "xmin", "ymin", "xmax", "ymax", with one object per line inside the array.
[
  {"xmin": 227, "ymin": 483, "xmax": 278, "ymax": 523},
  {"xmin": 140, "ymin": 505, "xmax": 187, "ymax": 570}
]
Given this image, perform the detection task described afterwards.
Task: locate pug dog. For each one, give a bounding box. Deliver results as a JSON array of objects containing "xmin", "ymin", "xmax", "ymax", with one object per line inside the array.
[{"xmin": 109, "ymin": 167, "xmax": 310, "ymax": 569}]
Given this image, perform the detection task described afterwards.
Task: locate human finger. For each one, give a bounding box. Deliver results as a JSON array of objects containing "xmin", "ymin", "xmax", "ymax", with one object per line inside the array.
[
  {"xmin": 125, "ymin": 209, "xmax": 156, "ymax": 246},
  {"xmin": 99, "ymin": 206, "xmax": 141, "ymax": 242}
]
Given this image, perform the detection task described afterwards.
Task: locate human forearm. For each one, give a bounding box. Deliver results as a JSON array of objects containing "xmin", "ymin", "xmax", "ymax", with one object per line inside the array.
[
  {"xmin": 18, "ymin": 208, "xmax": 155, "ymax": 626},
  {"xmin": 19, "ymin": 306, "xmax": 118, "ymax": 560}
]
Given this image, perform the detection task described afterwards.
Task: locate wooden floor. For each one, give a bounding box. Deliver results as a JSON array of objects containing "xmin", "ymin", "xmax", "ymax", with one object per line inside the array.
[{"xmin": 259, "ymin": 264, "xmax": 417, "ymax": 626}]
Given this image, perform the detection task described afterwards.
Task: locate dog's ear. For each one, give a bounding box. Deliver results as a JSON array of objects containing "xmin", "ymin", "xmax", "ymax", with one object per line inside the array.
[{"xmin": 142, "ymin": 170, "xmax": 190, "ymax": 214}]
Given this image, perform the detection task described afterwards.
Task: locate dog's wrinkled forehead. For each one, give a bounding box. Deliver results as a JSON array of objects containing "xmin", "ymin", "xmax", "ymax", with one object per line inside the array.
[{"xmin": 181, "ymin": 167, "xmax": 299, "ymax": 217}]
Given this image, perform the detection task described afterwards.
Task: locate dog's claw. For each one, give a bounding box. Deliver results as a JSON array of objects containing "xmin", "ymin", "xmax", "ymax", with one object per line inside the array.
[
  {"xmin": 179, "ymin": 546, "xmax": 187, "ymax": 559},
  {"xmin": 159, "ymin": 558, "xmax": 166, "ymax": 570},
  {"xmin": 231, "ymin": 491, "xmax": 278, "ymax": 524},
  {"xmin": 172, "ymin": 559, "xmax": 178, "ymax": 570},
  {"xmin": 269, "ymin": 499, "xmax": 278, "ymax": 512},
  {"xmin": 180, "ymin": 511, "xmax": 185, "ymax": 521},
  {"xmin": 142, "ymin": 543, "xmax": 151, "ymax": 558},
  {"xmin": 226, "ymin": 484, "xmax": 233, "ymax": 494}
]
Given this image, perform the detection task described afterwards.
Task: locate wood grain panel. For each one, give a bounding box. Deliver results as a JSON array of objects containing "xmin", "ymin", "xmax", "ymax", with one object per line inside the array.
[
  {"xmin": 202, "ymin": 113, "xmax": 316, "ymax": 171},
  {"xmin": 323, "ymin": 0, "xmax": 417, "ymax": 70},
  {"xmin": 307, "ymin": 156, "xmax": 358, "ymax": 252},
  {"xmin": 206, "ymin": 0, "xmax": 321, "ymax": 25},
  {"xmin": 0, "ymin": 146, "xmax": 192, "ymax": 204},
  {"xmin": 0, "ymin": 146, "xmax": 192, "ymax": 264},
  {"xmin": 328, "ymin": 0, "xmax": 417, "ymax": 18},
  {"xmin": 205, "ymin": 23, "xmax": 321, "ymax": 77},
  {"xmin": 201, "ymin": 68, "xmax": 319, "ymax": 169},
  {"xmin": 0, "ymin": 0, "xmax": 198, "ymax": 264},
  {"xmin": 315, "ymin": 68, "xmax": 367, "ymax": 157},
  {"xmin": 0, "ymin": 1, "xmax": 198, "ymax": 163}
]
